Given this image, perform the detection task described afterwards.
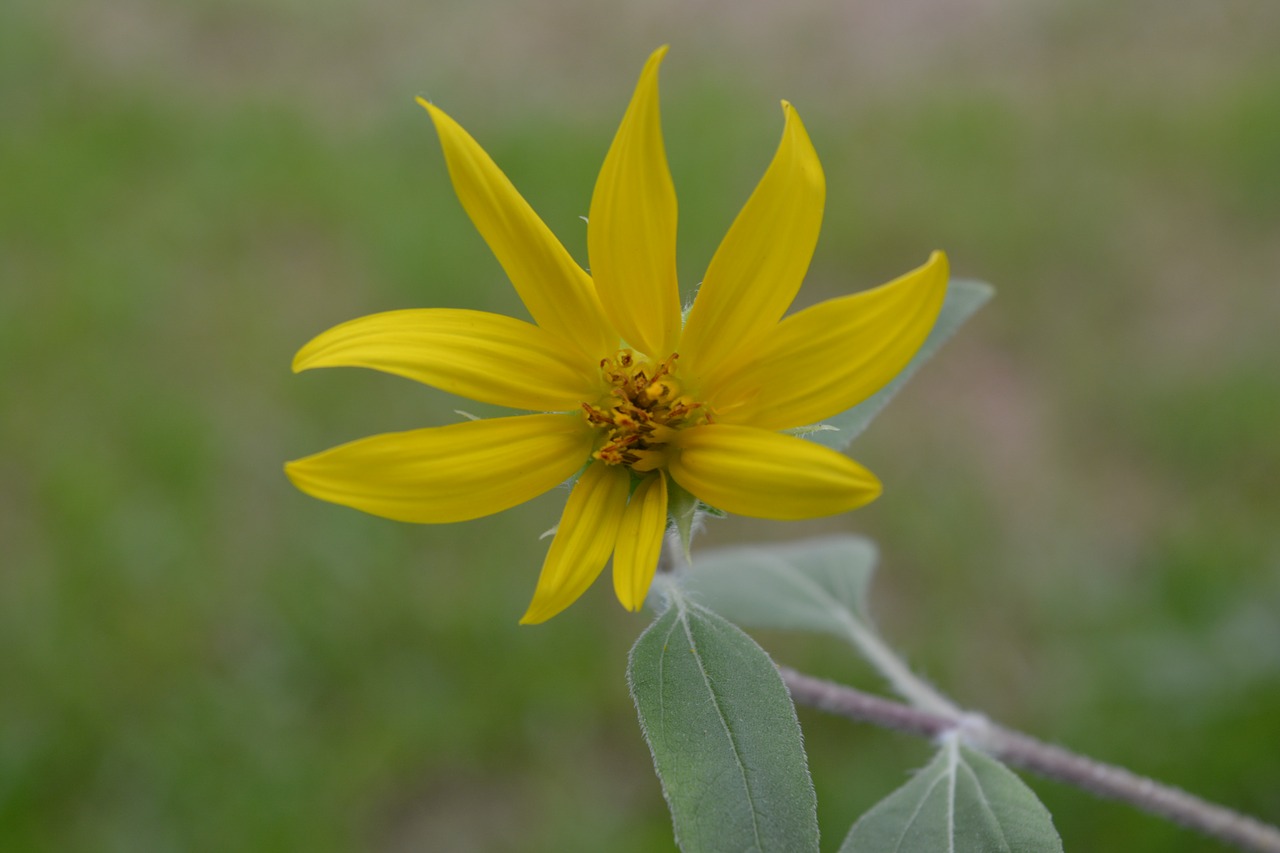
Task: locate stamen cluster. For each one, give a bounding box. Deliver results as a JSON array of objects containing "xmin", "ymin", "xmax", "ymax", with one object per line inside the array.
[{"xmin": 583, "ymin": 350, "xmax": 708, "ymax": 472}]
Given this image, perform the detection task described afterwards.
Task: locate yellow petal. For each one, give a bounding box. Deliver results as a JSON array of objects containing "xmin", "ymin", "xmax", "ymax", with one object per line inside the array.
[
  {"xmin": 293, "ymin": 308, "xmax": 602, "ymax": 411},
  {"xmin": 612, "ymin": 472, "xmax": 668, "ymax": 612},
  {"xmin": 710, "ymin": 251, "xmax": 949, "ymax": 430},
  {"xmin": 667, "ymin": 425, "xmax": 881, "ymax": 520},
  {"xmin": 418, "ymin": 99, "xmax": 616, "ymax": 360},
  {"xmin": 679, "ymin": 101, "xmax": 824, "ymax": 379},
  {"xmin": 587, "ymin": 46, "xmax": 681, "ymax": 359},
  {"xmin": 285, "ymin": 413, "xmax": 591, "ymax": 524},
  {"xmin": 520, "ymin": 463, "xmax": 632, "ymax": 625}
]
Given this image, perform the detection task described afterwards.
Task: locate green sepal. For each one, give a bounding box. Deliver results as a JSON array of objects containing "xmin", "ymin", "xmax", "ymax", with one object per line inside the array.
[{"xmin": 665, "ymin": 477, "xmax": 702, "ymax": 561}]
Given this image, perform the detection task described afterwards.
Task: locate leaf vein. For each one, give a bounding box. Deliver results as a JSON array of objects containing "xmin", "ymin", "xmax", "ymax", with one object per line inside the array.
[
  {"xmin": 890, "ymin": 767, "xmax": 950, "ymax": 853},
  {"xmin": 678, "ymin": 596, "xmax": 766, "ymax": 851},
  {"xmin": 957, "ymin": 753, "xmax": 1013, "ymax": 853}
]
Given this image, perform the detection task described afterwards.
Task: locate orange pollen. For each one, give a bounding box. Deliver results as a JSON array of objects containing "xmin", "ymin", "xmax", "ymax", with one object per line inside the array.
[{"xmin": 584, "ymin": 350, "xmax": 710, "ymax": 471}]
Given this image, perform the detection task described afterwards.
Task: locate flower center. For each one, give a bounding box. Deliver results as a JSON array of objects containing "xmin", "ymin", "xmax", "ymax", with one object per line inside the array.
[{"xmin": 583, "ymin": 349, "xmax": 709, "ymax": 472}]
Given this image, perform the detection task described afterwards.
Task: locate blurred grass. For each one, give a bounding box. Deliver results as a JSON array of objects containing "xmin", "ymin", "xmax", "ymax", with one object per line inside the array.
[{"xmin": 3, "ymin": 0, "xmax": 1278, "ymax": 850}]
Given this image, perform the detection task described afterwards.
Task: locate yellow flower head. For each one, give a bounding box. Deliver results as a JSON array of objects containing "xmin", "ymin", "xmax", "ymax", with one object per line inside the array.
[{"xmin": 286, "ymin": 47, "xmax": 949, "ymax": 624}]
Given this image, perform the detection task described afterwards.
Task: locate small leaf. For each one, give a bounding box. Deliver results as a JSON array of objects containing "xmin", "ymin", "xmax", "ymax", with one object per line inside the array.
[
  {"xmin": 680, "ymin": 535, "xmax": 877, "ymax": 636},
  {"xmin": 681, "ymin": 536, "xmax": 960, "ymax": 715},
  {"xmin": 840, "ymin": 735, "xmax": 1064, "ymax": 853},
  {"xmin": 812, "ymin": 278, "xmax": 994, "ymax": 450},
  {"xmin": 628, "ymin": 579, "xmax": 820, "ymax": 853}
]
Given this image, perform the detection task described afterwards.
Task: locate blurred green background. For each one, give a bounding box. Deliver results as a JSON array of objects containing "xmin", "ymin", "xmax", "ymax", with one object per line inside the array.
[{"xmin": 4, "ymin": 0, "xmax": 1278, "ymax": 849}]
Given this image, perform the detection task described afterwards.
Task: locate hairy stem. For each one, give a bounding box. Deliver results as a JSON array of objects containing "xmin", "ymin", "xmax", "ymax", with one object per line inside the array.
[
  {"xmin": 833, "ymin": 609, "xmax": 960, "ymax": 717},
  {"xmin": 779, "ymin": 666, "xmax": 1280, "ymax": 853}
]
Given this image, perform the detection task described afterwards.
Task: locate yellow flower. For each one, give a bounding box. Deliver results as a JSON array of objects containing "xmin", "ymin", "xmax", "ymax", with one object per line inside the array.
[{"xmin": 285, "ymin": 46, "xmax": 949, "ymax": 624}]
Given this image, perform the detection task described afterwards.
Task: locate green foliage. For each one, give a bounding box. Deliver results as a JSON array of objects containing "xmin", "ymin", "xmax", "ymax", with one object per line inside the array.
[
  {"xmin": 680, "ymin": 535, "xmax": 876, "ymax": 636},
  {"xmin": 811, "ymin": 279, "xmax": 995, "ymax": 451},
  {"xmin": 628, "ymin": 580, "xmax": 819, "ymax": 853},
  {"xmin": 840, "ymin": 737, "xmax": 1063, "ymax": 853},
  {"xmin": 678, "ymin": 535, "xmax": 965, "ymax": 716},
  {"xmin": 674, "ymin": 529, "xmax": 1070, "ymax": 851}
]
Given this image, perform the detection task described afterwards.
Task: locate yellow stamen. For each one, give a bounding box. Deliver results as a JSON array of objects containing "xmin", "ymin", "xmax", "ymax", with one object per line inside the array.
[{"xmin": 584, "ymin": 349, "xmax": 710, "ymax": 473}]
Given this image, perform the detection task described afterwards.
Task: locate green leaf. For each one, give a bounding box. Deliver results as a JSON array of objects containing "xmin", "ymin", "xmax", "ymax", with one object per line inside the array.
[
  {"xmin": 680, "ymin": 535, "xmax": 877, "ymax": 636},
  {"xmin": 812, "ymin": 278, "xmax": 994, "ymax": 450},
  {"xmin": 680, "ymin": 536, "xmax": 959, "ymax": 715},
  {"xmin": 628, "ymin": 579, "xmax": 820, "ymax": 853},
  {"xmin": 839, "ymin": 736, "xmax": 1064, "ymax": 853}
]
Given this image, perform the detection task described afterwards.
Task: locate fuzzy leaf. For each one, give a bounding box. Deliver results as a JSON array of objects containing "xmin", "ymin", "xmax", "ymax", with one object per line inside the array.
[
  {"xmin": 628, "ymin": 579, "xmax": 819, "ymax": 853},
  {"xmin": 680, "ymin": 535, "xmax": 877, "ymax": 636},
  {"xmin": 680, "ymin": 536, "xmax": 960, "ymax": 714},
  {"xmin": 812, "ymin": 278, "xmax": 994, "ymax": 450},
  {"xmin": 840, "ymin": 736, "xmax": 1064, "ymax": 853}
]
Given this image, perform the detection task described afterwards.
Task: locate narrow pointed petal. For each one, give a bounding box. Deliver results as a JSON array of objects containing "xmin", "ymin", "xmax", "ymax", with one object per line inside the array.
[
  {"xmin": 612, "ymin": 472, "xmax": 668, "ymax": 612},
  {"xmin": 285, "ymin": 414, "xmax": 591, "ymax": 524},
  {"xmin": 520, "ymin": 463, "xmax": 632, "ymax": 624},
  {"xmin": 710, "ymin": 251, "xmax": 949, "ymax": 430},
  {"xmin": 679, "ymin": 101, "xmax": 825, "ymax": 378},
  {"xmin": 668, "ymin": 425, "xmax": 881, "ymax": 520},
  {"xmin": 418, "ymin": 99, "xmax": 615, "ymax": 359},
  {"xmin": 293, "ymin": 308, "xmax": 602, "ymax": 411},
  {"xmin": 587, "ymin": 46, "xmax": 680, "ymax": 359}
]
